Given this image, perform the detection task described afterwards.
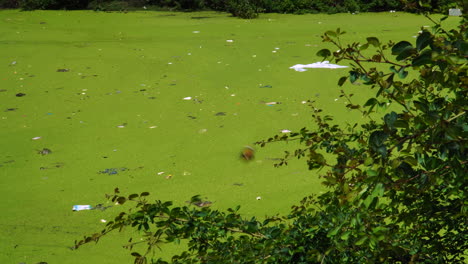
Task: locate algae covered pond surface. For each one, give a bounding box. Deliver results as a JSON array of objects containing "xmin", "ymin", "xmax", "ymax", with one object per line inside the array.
[{"xmin": 0, "ymin": 10, "xmax": 458, "ymax": 263}]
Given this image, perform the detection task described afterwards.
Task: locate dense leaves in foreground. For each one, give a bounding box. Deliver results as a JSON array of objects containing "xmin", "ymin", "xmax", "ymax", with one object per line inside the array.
[{"xmin": 74, "ymin": 16, "xmax": 467, "ymax": 264}]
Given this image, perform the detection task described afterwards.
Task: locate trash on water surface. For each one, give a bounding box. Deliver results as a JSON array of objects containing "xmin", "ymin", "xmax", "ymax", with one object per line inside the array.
[
  {"xmin": 290, "ymin": 61, "xmax": 348, "ymax": 72},
  {"xmin": 32, "ymin": 136, "xmax": 42, "ymax": 140},
  {"xmin": 157, "ymin": 171, "xmax": 165, "ymax": 175},
  {"xmin": 256, "ymin": 196, "xmax": 262, "ymax": 200},
  {"xmin": 280, "ymin": 129, "xmax": 291, "ymax": 133},
  {"xmin": 38, "ymin": 148, "xmax": 52, "ymax": 155},
  {"xmin": 183, "ymin": 97, "xmax": 192, "ymax": 100},
  {"xmin": 100, "ymin": 219, "xmax": 107, "ymax": 223},
  {"xmin": 265, "ymin": 102, "xmax": 280, "ymax": 106},
  {"xmin": 99, "ymin": 167, "xmax": 128, "ymax": 175},
  {"xmin": 226, "ymin": 39, "xmax": 234, "ymax": 42},
  {"xmin": 73, "ymin": 205, "xmax": 92, "ymax": 211}
]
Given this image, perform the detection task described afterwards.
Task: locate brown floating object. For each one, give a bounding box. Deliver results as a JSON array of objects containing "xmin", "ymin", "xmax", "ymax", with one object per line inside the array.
[{"xmin": 241, "ymin": 146, "xmax": 255, "ymax": 161}]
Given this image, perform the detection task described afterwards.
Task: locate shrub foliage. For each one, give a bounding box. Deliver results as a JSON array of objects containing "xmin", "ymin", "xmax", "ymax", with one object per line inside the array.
[
  {"xmin": 74, "ymin": 15, "xmax": 467, "ymax": 264},
  {"xmin": 2, "ymin": 0, "xmax": 465, "ymax": 17}
]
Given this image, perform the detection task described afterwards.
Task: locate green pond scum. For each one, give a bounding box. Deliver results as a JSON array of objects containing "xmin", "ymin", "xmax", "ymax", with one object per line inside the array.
[{"xmin": 0, "ymin": 10, "xmax": 461, "ymax": 263}]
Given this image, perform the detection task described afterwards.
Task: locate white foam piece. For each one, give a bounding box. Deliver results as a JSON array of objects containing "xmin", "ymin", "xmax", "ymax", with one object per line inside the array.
[{"xmin": 290, "ymin": 61, "xmax": 348, "ymax": 71}]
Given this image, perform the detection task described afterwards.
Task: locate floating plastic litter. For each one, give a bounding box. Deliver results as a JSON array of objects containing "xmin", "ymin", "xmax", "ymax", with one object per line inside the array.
[
  {"xmin": 73, "ymin": 205, "xmax": 92, "ymax": 211},
  {"xmin": 290, "ymin": 61, "xmax": 348, "ymax": 72}
]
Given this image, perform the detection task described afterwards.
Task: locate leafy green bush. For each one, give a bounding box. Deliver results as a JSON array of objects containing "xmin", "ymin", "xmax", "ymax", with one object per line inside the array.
[
  {"xmin": 75, "ymin": 16, "xmax": 467, "ymax": 264},
  {"xmin": 226, "ymin": 0, "xmax": 263, "ymax": 18},
  {"xmin": 87, "ymin": 0, "xmax": 129, "ymax": 11},
  {"xmin": 19, "ymin": 0, "xmax": 89, "ymax": 10},
  {"xmin": 0, "ymin": 0, "xmax": 19, "ymax": 8}
]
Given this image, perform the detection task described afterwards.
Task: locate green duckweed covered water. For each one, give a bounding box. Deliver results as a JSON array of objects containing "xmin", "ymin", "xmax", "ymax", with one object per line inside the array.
[{"xmin": 0, "ymin": 10, "xmax": 460, "ymax": 263}]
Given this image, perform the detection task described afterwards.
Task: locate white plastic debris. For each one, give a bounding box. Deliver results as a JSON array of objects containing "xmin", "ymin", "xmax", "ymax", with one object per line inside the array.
[
  {"xmin": 73, "ymin": 205, "xmax": 92, "ymax": 211},
  {"xmin": 149, "ymin": 126, "xmax": 157, "ymax": 129},
  {"xmin": 226, "ymin": 40, "xmax": 234, "ymax": 43},
  {"xmin": 290, "ymin": 61, "xmax": 348, "ymax": 72},
  {"xmin": 157, "ymin": 172, "xmax": 165, "ymax": 175},
  {"xmin": 183, "ymin": 97, "xmax": 192, "ymax": 100},
  {"xmin": 100, "ymin": 219, "xmax": 107, "ymax": 223},
  {"xmin": 280, "ymin": 129, "xmax": 291, "ymax": 133},
  {"xmin": 192, "ymin": 31, "xmax": 200, "ymax": 33},
  {"xmin": 32, "ymin": 136, "xmax": 42, "ymax": 140},
  {"xmin": 256, "ymin": 196, "xmax": 262, "ymax": 200}
]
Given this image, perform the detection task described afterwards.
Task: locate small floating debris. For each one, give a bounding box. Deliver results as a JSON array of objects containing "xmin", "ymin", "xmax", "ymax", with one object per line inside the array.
[
  {"xmin": 37, "ymin": 148, "xmax": 52, "ymax": 155},
  {"xmin": 99, "ymin": 167, "xmax": 128, "ymax": 175},
  {"xmin": 289, "ymin": 61, "xmax": 348, "ymax": 72},
  {"xmin": 72, "ymin": 205, "xmax": 92, "ymax": 211},
  {"xmin": 226, "ymin": 39, "xmax": 234, "ymax": 43},
  {"xmin": 183, "ymin": 96, "xmax": 192, "ymax": 100},
  {"xmin": 149, "ymin": 125, "xmax": 157, "ymax": 129},
  {"xmin": 157, "ymin": 171, "xmax": 165, "ymax": 175},
  {"xmin": 16, "ymin": 93, "xmax": 26, "ymax": 97},
  {"xmin": 215, "ymin": 112, "xmax": 226, "ymax": 116},
  {"xmin": 56, "ymin": 69, "xmax": 70, "ymax": 72},
  {"xmin": 240, "ymin": 146, "xmax": 255, "ymax": 161},
  {"xmin": 32, "ymin": 136, "xmax": 42, "ymax": 140},
  {"xmin": 256, "ymin": 196, "xmax": 262, "ymax": 200},
  {"xmin": 280, "ymin": 129, "xmax": 291, "ymax": 133}
]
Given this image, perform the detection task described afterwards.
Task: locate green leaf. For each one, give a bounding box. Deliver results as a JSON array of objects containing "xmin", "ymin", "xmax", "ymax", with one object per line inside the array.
[
  {"xmin": 412, "ymin": 49, "xmax": 432, "ymax": 66},
  {"xmin": 384, "ymin": 111, "xmax": 398, "ymax": 129},
  {"xmin": 316, "ymin": 49, "xmax": 331, "ymax": 59},
  {"xmin": 140, "ymin": 192, "xmax": 150, "ymax": 197},
  {"xmin": 128, "ymin": 194, "xmax": 138, "ymax": 200},
  {"xmin": 392, "ymin": 41, "xmax": 412, "ymax": 55},
  {"xmin": 328, "ymin": 226, "xmax": 341, "ymax": 237},
  {"xmin": 116, "ymin": 197, "xmax": 127, "ymax": 205},
  {"xmin": 340, "ymin": 231, "xmax": 351, "ymax": 240},
  {"xmin": 396, "ymin": 47, "xmax": 416, "ymax": 61},
  {"xmin": 355, "ymin": 236, "xmax": 367, "ymax": 246},
  {"xmin": 366, "ymin": 169, "xmax": 378, "ymax": 177},
  {"xmin": 349, "ymin": 71, "xmax": 359, "ymax": 83},
  {"xmin": 398, "ymin": 67, "xmax": 408, "ymax": 79},
  {"xmin": 359, "ymin": 43, "xmax": 369, "ymax": 51},
  {"xmin": 325, "ymin": 30, "xmax": 337, "ymax": 37},
  {"xmin": 338, "ymin": 76, "xmax": 347, "ymax": 86},
  {"xmin": 416, "ymin": 31, "xmax": 432, "ymax": 51},
  {"xmin": 367, "ymin": 37, "xmax": 380, "ymax": 47}
]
